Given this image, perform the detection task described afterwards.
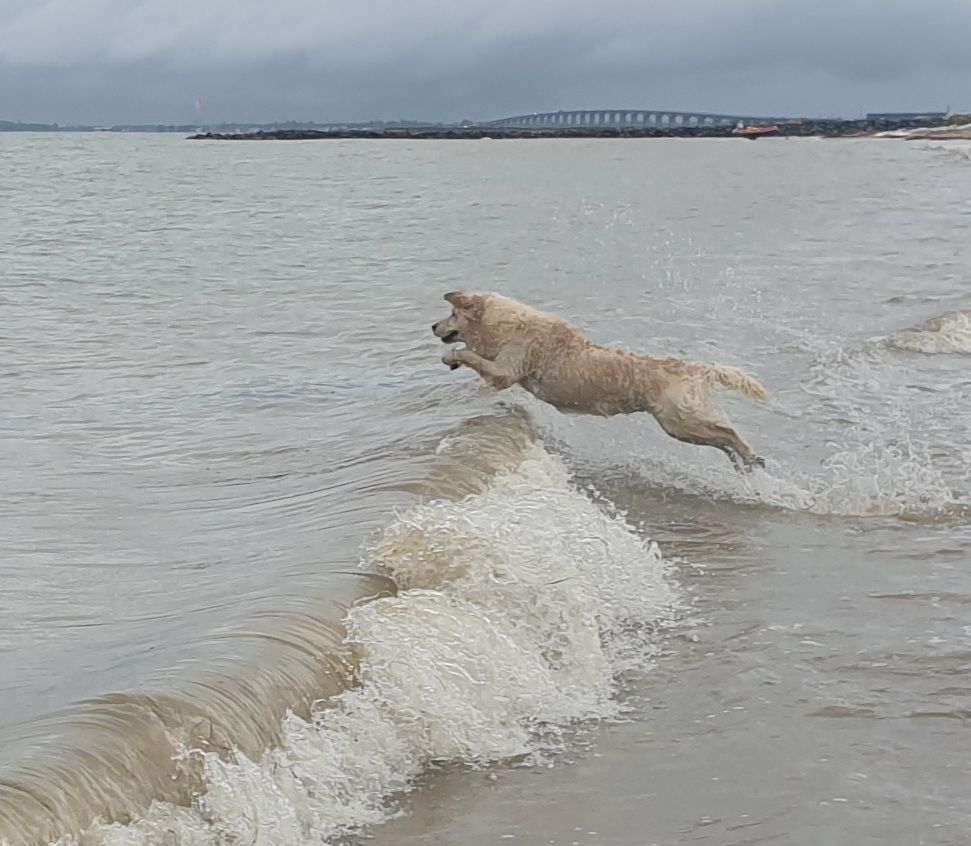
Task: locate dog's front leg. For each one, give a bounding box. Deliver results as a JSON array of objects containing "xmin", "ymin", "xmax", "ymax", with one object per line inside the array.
[{"xmin": 442, "ymin": 349, "xmax": 519, "ymax": 390}]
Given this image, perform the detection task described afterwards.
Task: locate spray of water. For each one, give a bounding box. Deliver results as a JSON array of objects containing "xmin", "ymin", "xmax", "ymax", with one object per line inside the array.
[{"xmin": 75, "ymin": 443, "xmax": 677, "ymax": 846}]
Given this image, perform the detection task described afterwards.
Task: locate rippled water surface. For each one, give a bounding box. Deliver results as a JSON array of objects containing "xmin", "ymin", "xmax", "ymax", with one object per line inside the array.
[{"xmin": 1, "ymin": 134, "xmax": 970, "ymax": 845}]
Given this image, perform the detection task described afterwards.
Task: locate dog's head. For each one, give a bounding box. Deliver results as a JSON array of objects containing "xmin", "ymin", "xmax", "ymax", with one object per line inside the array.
[{"xmin": 431, "ymin": 291, "xmax": 485, "ymax": 345}]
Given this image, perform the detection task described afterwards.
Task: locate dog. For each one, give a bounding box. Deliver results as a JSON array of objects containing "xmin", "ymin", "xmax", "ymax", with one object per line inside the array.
[{"xmin": 432, "ymin": 291, "xmax": 768, "ymax": 471}]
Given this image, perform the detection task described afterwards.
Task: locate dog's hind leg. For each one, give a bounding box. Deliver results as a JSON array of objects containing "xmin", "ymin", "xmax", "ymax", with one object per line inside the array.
[
  {"xmin": 694, "ymin": 421, "xmax": 764, "ymax": 471},
  {"xmin": 702, "ymin": 423, "xmax": 764, "ymax": 472},
  {"xmin": 658, "ymin": 416, "xmax": 764, "ymax": 472},
  {"xmin": 664, "ymin": 428, "xmax": 746, "ymax": 470}
]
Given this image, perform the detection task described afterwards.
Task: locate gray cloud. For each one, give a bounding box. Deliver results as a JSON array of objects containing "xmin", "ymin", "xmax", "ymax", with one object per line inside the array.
[{"xmin": 1, "ymin": 0, "xmax": 969, "ymax": 124}]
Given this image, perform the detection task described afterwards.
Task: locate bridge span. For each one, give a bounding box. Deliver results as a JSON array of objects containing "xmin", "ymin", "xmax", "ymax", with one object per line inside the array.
[{"xmin": 484, "ymin": 110, "xmax": 789, "ymax": 129}]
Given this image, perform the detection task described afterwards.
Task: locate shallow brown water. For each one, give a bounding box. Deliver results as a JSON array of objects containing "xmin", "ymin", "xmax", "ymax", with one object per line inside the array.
[{"xmin": 0, "ymin": 134, "xmax": 969, "ymax": 845}]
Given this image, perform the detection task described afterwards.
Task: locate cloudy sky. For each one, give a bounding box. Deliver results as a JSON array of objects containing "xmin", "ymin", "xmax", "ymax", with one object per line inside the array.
[{"xmin": 1, "ymin": 0, "xmax": 969, "ymax": 125}]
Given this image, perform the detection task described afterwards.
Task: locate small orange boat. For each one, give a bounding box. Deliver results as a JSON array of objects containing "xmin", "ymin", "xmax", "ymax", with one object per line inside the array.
[{"xmin": 732, "ymin": 123, "xmax": 781, "ymax": 139}]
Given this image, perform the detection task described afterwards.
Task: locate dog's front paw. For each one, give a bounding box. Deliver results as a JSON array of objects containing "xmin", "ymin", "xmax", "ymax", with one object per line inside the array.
[{"xmin": 441, "ymin": 349, "xmax": 462, "ymax": 371}]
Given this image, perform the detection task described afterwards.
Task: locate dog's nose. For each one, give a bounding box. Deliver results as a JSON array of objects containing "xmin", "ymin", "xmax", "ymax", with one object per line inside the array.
[{"xmin": 431, "ymin": 322, "xmax": 438, "ymax": 331}]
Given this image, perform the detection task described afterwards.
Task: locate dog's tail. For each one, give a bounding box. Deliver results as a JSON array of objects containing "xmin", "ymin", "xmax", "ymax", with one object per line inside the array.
[{"xmin": 705, "ymin": 365, "xmax": 769, "ymax": 402}]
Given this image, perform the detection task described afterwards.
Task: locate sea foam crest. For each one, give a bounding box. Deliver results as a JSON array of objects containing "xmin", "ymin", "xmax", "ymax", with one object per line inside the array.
[
  {"xmin": 83, "ymin": 442, "xmax": 676, "ymax": 846},
  {"xmin": 886, "ymin": 309, "xmax": 971, "ymax": 356}
]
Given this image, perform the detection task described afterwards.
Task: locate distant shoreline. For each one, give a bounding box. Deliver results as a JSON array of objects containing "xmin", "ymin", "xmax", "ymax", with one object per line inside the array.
[
  {"xmin": 188, "ymin": 118, "xmax": 963, "ymax": 141},
  {"xmin": 3, "ymin": 116, "xmax": 965, "ymax": 141}
]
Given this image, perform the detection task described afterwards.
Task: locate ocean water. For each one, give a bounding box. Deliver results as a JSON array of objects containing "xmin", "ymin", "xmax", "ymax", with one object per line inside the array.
[{"xmin": 0, "ymin": 133, "xmax": 969, "ymax": 846}]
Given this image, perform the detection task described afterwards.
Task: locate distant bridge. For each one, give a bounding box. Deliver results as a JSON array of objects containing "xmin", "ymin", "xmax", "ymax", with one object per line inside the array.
[{"xmin": 484, "ymin": 109, "xmax": 789, "ymax": 129}]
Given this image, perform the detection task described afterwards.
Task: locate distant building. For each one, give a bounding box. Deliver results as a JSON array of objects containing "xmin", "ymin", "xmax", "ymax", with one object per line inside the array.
[{"xmin": 866, "ymin": 112, "xmax": 947, "ymax": 121}]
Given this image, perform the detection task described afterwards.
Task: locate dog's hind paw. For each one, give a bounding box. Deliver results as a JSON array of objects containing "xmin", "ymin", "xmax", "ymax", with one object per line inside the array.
[
  {"xmin": 743, "ymin": 455, "xmax": 767, "ymax": 472},
  {"xmin": 735, "ymin": 455, "xmax": 766, "ymax": 473}
]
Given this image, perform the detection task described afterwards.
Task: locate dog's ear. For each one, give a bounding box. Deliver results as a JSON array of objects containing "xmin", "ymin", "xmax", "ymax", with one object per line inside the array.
[{"xmin": 444, "ymin": 291, "xmax": 483, "ymax": 321}]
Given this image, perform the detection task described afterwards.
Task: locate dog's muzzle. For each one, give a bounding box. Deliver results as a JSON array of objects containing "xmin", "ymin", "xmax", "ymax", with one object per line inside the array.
[{"xmin": 432, "ymin": 321, "xmax": 460, "ymax": 344}]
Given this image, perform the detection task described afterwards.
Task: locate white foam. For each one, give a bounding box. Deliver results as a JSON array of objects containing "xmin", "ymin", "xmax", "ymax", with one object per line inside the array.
[
  {"xmin": 81, "ymin": 443, "xmax": 677, "ymax": 845},
  {"xmin": 762, "ymin": 440, "xmax": 960, "ymax": 517},
  {"xmin": 626, "ymin": 436, "xmax": 962, "ymax": 519},
  {"xmin": 886, "ymin": 309, "xmax": 971, "ymax": 356},
  {"xmin": 879, "ymin": 123, "xmax": 971, "ymax": 140}
]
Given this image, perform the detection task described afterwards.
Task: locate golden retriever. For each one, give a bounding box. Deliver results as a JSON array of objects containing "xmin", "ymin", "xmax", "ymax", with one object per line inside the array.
[{"xmin": 432, "ymin": 291, "xmax": 768, "ymax": 471}]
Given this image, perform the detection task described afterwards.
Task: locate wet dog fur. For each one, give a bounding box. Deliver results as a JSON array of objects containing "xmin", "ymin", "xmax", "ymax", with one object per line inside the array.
[{"xmin": 432, "ymin": 291, "xmax": 768, "ymax": 471}]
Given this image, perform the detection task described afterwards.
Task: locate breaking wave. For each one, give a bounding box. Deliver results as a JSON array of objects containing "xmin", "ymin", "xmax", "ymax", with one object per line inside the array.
[
  {"xmin": 884, "ymin": 309, "xmax": 971, "ymax": 356},
  {"xmin": 14, "ymin": 431, "xmax": 676, "ymax": 846}
]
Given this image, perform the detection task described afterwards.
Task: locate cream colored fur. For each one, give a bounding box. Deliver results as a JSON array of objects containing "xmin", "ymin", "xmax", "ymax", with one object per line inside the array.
[{"xmin": 432, "ymin": 291, "xmax": 768, "ymax": 471}]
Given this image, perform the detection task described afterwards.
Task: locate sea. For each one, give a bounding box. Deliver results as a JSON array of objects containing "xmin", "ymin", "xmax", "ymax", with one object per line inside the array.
[{"xmin": 1, "ymin": 132, "xmax": 970, "ymax": 846}]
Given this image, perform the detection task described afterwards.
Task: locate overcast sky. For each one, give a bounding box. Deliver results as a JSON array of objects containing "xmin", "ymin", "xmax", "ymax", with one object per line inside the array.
[{"xmin": 1, "ymin": 0, "xmax": 969, "ymax": 125}]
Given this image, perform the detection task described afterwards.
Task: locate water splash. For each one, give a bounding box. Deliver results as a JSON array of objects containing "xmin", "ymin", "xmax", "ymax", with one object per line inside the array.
[
  {"xmin": 885, "ymin": 309, "xmax": 971, "ymax": 356},
  {"xmin": 757, "ymin": 439, "xmax": 962, "ymax": 518},
  {"xmin": 619, "ymin": 435, "xmax": 964, "ymax": 520},
  {"xmin": 77, "ymin": 443, "xmax": 677, "ymax": 845}
]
